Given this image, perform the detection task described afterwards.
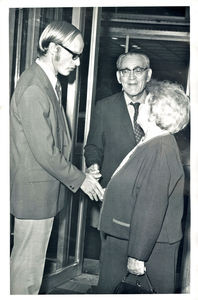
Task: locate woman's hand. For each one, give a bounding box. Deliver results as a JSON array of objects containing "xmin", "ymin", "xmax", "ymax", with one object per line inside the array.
[{"xmin": 127, "ymin": 257, "xmax": 146, "ymax": 276}]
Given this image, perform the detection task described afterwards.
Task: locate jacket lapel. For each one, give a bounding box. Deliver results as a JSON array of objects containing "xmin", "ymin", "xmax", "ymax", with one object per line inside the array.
[
  {"xmin": 47, "ymin": 86, "xmax": 72, "ymax": 150},
  {"xmin": 34, "ymin": 63, "xmax": 72, "ymax": 151}
]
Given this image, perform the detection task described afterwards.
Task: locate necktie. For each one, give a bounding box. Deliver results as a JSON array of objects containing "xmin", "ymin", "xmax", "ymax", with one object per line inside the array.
[
  {"xmin": 130, "ymin": 102, "xmax": 144, "ymax": 143},
  {"xmin": 55, "ymin": 79, "xmax": 72, "ymax": 150},
  {"xmin": 55, "ymin": 80, "xmax": 62, "ymax": 106}
]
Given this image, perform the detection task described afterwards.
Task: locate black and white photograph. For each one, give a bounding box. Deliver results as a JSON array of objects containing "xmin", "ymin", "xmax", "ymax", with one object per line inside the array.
[{"xmin": 0, "ymin": 0, "xmax": 198, "ymax": 298}]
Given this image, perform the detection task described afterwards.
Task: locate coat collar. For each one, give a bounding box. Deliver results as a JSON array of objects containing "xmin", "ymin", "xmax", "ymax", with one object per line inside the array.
[{"xmin": 32, "ymin": 62, "xmax": 71, "ymax": 143}]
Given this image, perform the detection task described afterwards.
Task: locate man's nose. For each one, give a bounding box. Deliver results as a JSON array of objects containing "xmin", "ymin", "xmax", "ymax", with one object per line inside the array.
[
  {"xmin": 129, "ymin": 70, "xmax": 136, "ymax": 79},
  {"xmin": 75, "ymin": 57, "xmax": 80, "ymax": 67}
]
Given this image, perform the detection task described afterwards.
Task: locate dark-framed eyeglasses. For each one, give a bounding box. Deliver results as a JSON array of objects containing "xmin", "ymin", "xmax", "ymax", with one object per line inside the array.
[
  {"xmin": 119, "ymin": 66, "xmax": 149, "ymax": 78},
  {"xmin": 57, "ymin": 44, "xmax": 82, "ymax": 60}
]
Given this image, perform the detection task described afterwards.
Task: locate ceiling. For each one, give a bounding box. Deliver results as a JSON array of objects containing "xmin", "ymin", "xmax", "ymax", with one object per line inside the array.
[
  {"xmin": 99, "ymin": 37, "xmax": 189, "ymax": 64},
  {"xmin": 98, "ymin": 7, "xmax": 190, "ymax": 65}
]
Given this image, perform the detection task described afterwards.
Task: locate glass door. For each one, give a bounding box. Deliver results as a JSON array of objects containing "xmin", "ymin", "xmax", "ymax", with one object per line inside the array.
[{"xmin": 9, "ymin": 7, "xmax": 101, "ymax": 293}]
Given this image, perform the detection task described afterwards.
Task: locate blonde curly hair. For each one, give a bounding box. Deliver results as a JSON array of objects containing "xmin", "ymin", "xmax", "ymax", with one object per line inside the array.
[{"xmin": 147, "ymin": 80, "xmax": 190, "ymax": 134}]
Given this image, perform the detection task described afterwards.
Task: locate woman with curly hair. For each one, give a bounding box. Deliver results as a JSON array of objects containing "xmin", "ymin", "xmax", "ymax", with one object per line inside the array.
[{"xmin": 96, "ymin": 80, "xmax": 190, "ymax": 294}]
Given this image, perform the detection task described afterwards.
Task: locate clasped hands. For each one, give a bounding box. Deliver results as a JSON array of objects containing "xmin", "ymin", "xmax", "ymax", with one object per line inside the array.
[
  {"xmin": 127, "ymin": 257, "xmax": 146, "ymax": 276},
  {"xmin": 80, "ymin": 164, "xmax": 104, "ymax": 201}
]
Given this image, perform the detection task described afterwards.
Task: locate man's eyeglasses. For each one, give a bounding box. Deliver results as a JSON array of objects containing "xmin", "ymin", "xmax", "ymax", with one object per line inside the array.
[
  {"xmin": 57, "ymin": 44, "xmax": 82, "ymax": 60},
  {"xmin": 119, "ymin": 66, "xmax": 148, "ymax": 78}
]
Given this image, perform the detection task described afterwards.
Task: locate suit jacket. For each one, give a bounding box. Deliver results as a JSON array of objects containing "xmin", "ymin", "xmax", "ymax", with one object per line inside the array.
[
  {"xmin": 99, "ymin": 134, "xmax": 185, "ymax": 261},
  {"xmin": 84, "ymin": 92, "xmax": 137, "ymax": 187},
  {"xmin": 10, "ymin": 62, "xmax": 85, "ymax": 219}
]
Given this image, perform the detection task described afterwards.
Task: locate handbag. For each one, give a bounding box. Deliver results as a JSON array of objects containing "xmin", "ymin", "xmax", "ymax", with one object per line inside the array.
[{"xmin": 114, "ymin": 272, "xmax": 156, "ymax": 294}]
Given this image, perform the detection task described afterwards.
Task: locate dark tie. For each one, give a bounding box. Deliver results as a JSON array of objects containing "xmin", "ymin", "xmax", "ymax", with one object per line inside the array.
[
  {"xmin": 130, "ymin": 102, "xmax": 144, "ymax": 143},
  {"xmin": 55, "ymin": 79, "xmax": 62, "ymax": 106},
  {"xmin": 55, "ymin": 79, "xmax": 71, "ymax": 146}
]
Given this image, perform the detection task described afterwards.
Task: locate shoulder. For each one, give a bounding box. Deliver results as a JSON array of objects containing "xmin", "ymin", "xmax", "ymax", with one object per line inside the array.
[
  {"xmin": 145, "ymin": 134, "xmax": 182, "ymax": 168},
  {"xmin": 161, "ymin": 134, "xmax": 180, "ymax": 157},
  {"xmin": 12, "ymin": 65, "xmax": 50, "ymax": 109},
  {"xmin": 145, "ymin": 134, "xmax": 177, "ymax": 150},
  {"xmin": 96, "ymin": 92, "xmax": 123, "ymax": 107},
  {"xmin": 19, "ymin": 63, "xmax": 47, "ymax": 86},
  {"xmin": 161, "ymin": 135, "xmax": 183, "ymax": 168},
  {"xmin": 138, "ymin": 135, "xmax": 177, "ymax": 161},
  {"xmin": 14, "ymin": 63, "xmax": 50, "ymax": 98}
]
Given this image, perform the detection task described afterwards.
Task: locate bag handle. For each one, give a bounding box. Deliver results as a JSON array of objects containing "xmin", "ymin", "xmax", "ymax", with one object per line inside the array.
[
  {"xmin": 123, "ymin": 271, "xmax": 155, "ymax": 293},
  {"xmin": 144, "ymin": 273, "xmax": 155, "ymax": 292}
]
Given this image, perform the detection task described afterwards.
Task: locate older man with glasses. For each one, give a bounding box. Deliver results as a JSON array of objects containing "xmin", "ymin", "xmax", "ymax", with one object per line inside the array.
[
  {"xmin": 10, "ymin": 21, "xmax": 103, "ymax": 295},
  {"xmin": 84, "ymin": 51, "xmax": 152, "ymax": 231}
]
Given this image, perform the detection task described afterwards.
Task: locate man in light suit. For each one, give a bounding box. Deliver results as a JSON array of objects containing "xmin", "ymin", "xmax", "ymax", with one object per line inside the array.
[
  {"xmin": 10, "ymin": 21, "xmax": 103, "ymax": 295},
  {"xmin": 84, "ymin": 51, "xmax": 152, "ymax": 228}
]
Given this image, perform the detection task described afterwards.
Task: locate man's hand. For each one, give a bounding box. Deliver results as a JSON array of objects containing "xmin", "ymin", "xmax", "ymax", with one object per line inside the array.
[
  {"xmin": 86, "ymin": 164, "xmax": 102, "ymax": 181},
  {"xmin": 80, "ymin": 173, "xmax": 104, "ymax": 201},
  {"xmin": 127, "ymin": 257, "xmax": 146, "ymax": 276}
]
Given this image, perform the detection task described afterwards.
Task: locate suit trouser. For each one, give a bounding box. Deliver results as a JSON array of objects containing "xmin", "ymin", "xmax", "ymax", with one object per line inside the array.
[
  {"xmin": 96, "ymin": 233, "xmax": 180, "ymax": 294},
  {"xmin": 10, "ymin": 217, "xmax": 54, "ymax": 295}
]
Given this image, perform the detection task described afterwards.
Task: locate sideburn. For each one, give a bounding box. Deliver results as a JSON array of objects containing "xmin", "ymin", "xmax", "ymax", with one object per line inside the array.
[{"xmin": 54, "ymin": 53, "xmax": 60, "ymax": 62}]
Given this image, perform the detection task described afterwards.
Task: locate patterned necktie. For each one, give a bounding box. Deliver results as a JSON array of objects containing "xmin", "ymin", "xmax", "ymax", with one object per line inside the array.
[
  {"xmin": 55, "ymin": 79, "xmax": 62, "ymax": 106},
  {"xmin": 130, "ymin": 102, "xmax": 144, "ymax": 143}
]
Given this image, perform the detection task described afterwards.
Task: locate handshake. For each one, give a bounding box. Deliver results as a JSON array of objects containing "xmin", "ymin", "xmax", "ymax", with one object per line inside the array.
[{"xmin": 80, "ymin": 164, "xmax": 104, "ymax": 201}]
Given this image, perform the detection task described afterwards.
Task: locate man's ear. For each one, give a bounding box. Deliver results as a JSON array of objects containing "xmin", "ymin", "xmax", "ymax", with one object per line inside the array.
[
  {"xmin": 48, "ymin": 42, "xmax": 58, "ymax": 55},
  {"xmin": 116, "ymin": 71, "xmax": 122, "ymax": 84},
  {"xmin": 146, "ymin": 68, "xmax": 152, "ymax": 83}
]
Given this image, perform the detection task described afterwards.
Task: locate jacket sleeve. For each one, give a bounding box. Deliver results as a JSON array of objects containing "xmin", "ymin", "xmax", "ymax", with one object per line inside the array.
[
  {"xmin": 84, "ymin": 101, "xmax": 104, "ymax": 168},
  {"xmin": 127, "ymin": 145, "xmax": 170, "ymax": 261},
  {"xmin": 18, "ymin": 85, "xmax": 85, "ymax": 192}
]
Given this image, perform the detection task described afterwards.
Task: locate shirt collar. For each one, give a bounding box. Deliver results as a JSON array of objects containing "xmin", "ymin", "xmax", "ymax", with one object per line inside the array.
[
  {"xmin": 123, "ymin": 91, "xmax": 149, "ymax": 106},
  {"xmin": 123, "ymin": 92, "xmax": 135, "ymax": 106},
  {"xmin": 36, "ymin": 58, "xmax": 57, "ymax": 90}
]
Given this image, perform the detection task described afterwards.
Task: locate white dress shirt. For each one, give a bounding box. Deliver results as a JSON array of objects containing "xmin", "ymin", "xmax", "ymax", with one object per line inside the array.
[{"xmin": 124, "ymin": 92, "xmax": 139, "ymax": 126}]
